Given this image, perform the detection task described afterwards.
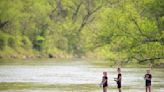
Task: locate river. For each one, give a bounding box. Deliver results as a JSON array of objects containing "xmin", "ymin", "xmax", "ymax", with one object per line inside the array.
[{"xmin": 0, "ymin": 59, "xmax": 164, "ymax": 92}]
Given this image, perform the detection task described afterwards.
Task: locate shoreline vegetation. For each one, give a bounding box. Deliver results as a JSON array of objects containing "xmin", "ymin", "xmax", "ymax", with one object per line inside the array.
[
  {"xmin": 0, "ymin": 52, "xmax": 73, "ymax": 59},
  {"xmin": 0, "ymin": 0, "xmax": 164, "ymax": 67},
  {"xmin": 0, "ymin": 57, "xmax": 163, "ymax": 68}
]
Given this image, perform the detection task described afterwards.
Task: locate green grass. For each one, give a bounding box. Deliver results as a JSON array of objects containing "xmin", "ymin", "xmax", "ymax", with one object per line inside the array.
[{"xmin": 0, "ymin": 82, "xmax": 130, "ymax": 91}]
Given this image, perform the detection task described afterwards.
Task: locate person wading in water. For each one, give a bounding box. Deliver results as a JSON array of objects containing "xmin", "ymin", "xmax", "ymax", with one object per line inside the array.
[
  {"xmin": 100, "ymin": 72, "xmax": 108, "ymax": 92},
  {"xmin": 114, "ymin": 68, "xmax": 122, "ymax": 92},
  {"xmin": 144, "ymin": 64, "xmax": 152, "ymax": 92}
]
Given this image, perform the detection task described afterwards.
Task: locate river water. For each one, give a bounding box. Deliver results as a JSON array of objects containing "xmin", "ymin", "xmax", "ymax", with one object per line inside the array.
[{"xmin": 0, "ymin": 60, "xmax": 164, "ymax": 92}]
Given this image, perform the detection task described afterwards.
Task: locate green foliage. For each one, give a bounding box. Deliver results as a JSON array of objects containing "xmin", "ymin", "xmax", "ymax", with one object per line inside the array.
[
  {"xmin": 0, "ymin": 0, "xmax": 163, "ymax": 65},
  {"xmin": 21, "ymin": 36, "xmax": 32, "ymax": 50},
  {"xmin": 0, "ymin": 32, "xmax": 8, "ymax": 50}
]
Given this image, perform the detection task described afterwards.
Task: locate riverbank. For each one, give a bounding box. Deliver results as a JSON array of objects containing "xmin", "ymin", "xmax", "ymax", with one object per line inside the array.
[
  {"xmin": 0, "ymin": 58, "xmax": 164, "ymax": 68},
  {"xmin": 0, "ymin": 82, "xmax": 130, "ymax": 91},
  {"xmin": 0, "ymin": 82, "xmax": 163, "ymax": 92},
  {"xmin": 0, "ymin": 52, "xmax": 73, "ymax": 59}
]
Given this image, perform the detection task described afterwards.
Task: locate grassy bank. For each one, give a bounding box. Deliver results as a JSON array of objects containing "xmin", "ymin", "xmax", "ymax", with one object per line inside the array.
[
  {"xmin": 0, "ymin": 82, "xmax": 163, "ymax": 91},
  {"xmin": 0, "ymin": 58, "xmax": 163, "ymax": 68},
  {"xmin": 0, "ymin": 82, "xmax": 130, "ymax": 91}
]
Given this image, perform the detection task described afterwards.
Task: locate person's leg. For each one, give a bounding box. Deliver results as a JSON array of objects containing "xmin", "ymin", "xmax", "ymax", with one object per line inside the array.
[
  {"xmin": 118, "ymin": 82, "xmax": 121, "ymax": 92},
  {"xmin": 103, "ymin": 87, "xmax": 107, "ymax": 92},
  {"xmin": 103, "ymin": 87, "xmax": 105, "ymax": 92},
  {"xmin": 105, "ymin": 87, "xmax": 107, "ymax": 92},
  {"xmin": 119, "ymin": 88, "xmax": 121, "ymax": 92},
  {"xmin": 148, "ymin": 86, "xmax": 151, "ymax": 92},
  {"xmin": 145, "ymin": 86, "xmax": 148, "ymax": 92}
]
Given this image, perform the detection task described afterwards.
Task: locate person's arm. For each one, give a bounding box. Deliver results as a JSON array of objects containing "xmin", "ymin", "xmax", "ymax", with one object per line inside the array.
[
  {"xmin": 144, "ymin": 75, "xmax": 149, "ymax": 80},
  {"xmin": 100, "ymin": 77, "xmax": 104, "ymax": 86},
  {"xmin": 147, "ymin": 78, "xmax": 151, "ymax": 80},
  {"xmin": 100, "ymin": 77, "xmax": 107, "ymax": 86},
  {"xmin": 146, "ymin": 77, "xmax": 151, "ymax": 80},
  {"xmin": 102, "ymin": 79, "xmax": 107, "ymax": 84},
  {"xmin": 149, "ymin": 64, "xmax": 152, "ymax": 80},
  {"xmin": 144, "ymin": 75, "xmax": 146, "ymax": 80},
  {"xmin": 116, "ymin": 74, "xmax": 121, "ymax": 81},
  {"xmin": 118, "ymin": 74, "xmax": 121, "ymax": 81},
  {"xmin": 147, "ymin": 75, "xmax": 152, "ymax": 81},
  {"xmin": 149, "ymin": 64, "xmax": 152, "ymax": 70}
]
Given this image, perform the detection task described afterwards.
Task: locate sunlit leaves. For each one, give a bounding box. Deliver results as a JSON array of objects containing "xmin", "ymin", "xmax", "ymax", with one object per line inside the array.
[{"xmin": 0, "ymin": 0, "xmax": 163, "ymax": 63}]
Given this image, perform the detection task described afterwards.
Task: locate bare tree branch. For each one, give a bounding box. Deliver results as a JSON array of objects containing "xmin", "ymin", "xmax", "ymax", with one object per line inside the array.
[
  {"xmin": 72, "ymin": 1, "xmax": 83, "ymax": 23},
  {"xmin": 77, "ymin": 0, "xmax": 103, "ymax": 32}
]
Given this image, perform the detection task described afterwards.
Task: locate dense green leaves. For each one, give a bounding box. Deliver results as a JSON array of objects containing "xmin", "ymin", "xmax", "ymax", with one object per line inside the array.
[{"xmin": 0, "ymin": 0, "xmax": 163, "ymax": 65}]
